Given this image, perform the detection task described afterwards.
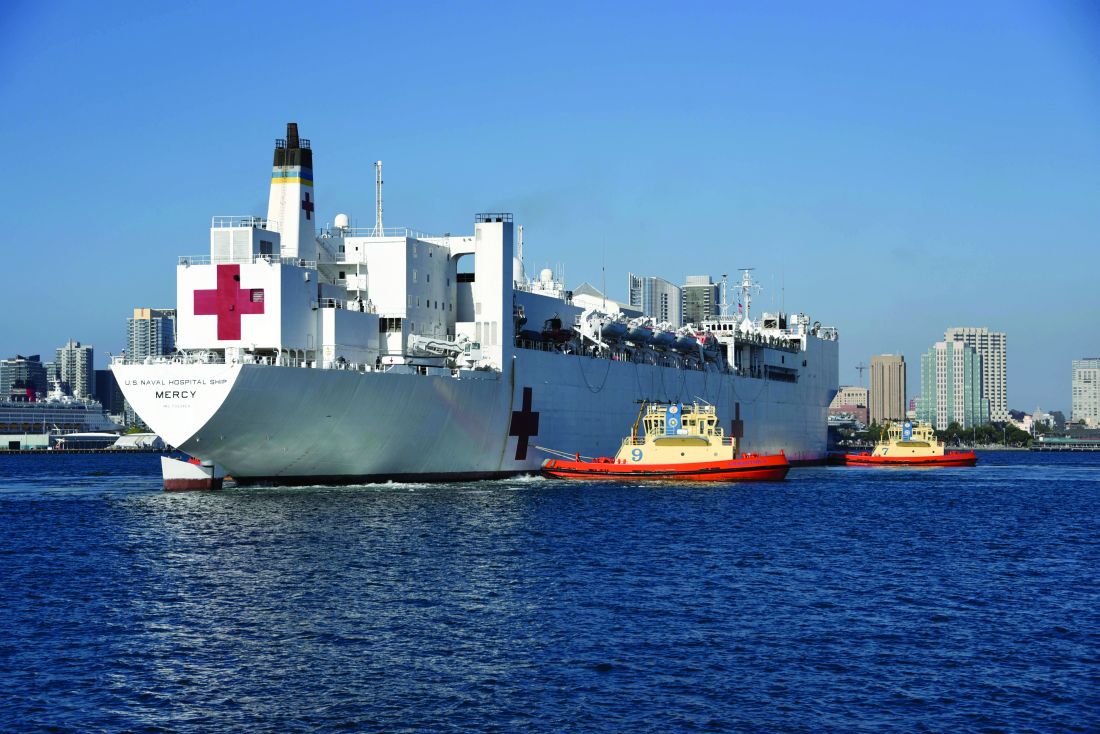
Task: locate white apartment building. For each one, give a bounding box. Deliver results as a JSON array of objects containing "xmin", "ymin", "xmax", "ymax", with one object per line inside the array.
[
  {"xmin": 128, "ymin": 308, "xmax": 177, "ymax": 362},
  {"xmin": 56, "ymin": 340, "xmax": 94, "ymax": 399},
  {"xmin": 1071, "ymin": 358, "xmax": 1100, "ymax": 427},
  {"xmin": 946, "ymin": 327, "xmax": 1007, "ymax": 422}
]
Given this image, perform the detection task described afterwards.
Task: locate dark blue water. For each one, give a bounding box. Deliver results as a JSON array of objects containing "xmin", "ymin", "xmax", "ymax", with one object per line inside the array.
[{"xmin": 1, "ymin": 452, "xmax": 1097, "ymax": 733}]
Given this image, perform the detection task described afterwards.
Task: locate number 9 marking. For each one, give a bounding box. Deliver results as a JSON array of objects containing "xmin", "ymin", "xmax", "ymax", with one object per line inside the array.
[{"xmin": 631, "ymin": 448, "xmax": 643, "ymax": 462}]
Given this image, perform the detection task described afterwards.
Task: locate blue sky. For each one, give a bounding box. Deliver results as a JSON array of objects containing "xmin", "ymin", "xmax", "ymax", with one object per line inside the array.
[{"xmin": 1, "ymin": 1, "xmax": 1098, "ymax": 411}]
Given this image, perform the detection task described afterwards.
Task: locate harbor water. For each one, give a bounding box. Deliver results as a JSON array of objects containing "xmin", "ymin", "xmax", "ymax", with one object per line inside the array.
[{"xmin": 1, "ymin": 452, "xmax": 1097, "ymax": 732}]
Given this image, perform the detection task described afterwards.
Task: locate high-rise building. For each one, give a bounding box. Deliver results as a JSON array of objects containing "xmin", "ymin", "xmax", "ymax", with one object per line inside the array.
[
  {"xmin": 869, "ymin": 354, "xmax": 906, "ymax": 425},
  {"xmin": 681, "ymin": 275, "xmax": 719, "ymax": 326},
  {"xmin": 123, "ymin": 308, "xmax": 176, "ymax": 427},
  {"xmin": 56, "ymin": 340, "xmax": 94, "ymax": 399},
  {"xmin": 1071, "ymin": 358, "xmax": 1100, "ymax": 427},
  {"xmin": 945, "ymin": 327, "xmax": 1007, "ymax": 422},
  {"xmin": 628, "ymin": 273, "xmax": 682, "ymax": 326},
  {"xmin": 0, "ymin": 355, "xmax": 49, "ymax": 400},
  {"xmin": 128, "ymin": 308, "xmax": 176, "ymax": 362},
  {"xmin": 916, "ymin": 341, "xmax": 989, "ymax": 429}
]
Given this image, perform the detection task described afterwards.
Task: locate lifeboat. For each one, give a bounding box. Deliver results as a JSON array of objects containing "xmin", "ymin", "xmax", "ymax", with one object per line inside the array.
[
  {"xmin": 836, "ymin": 420, "xmax": 977, "ymax": 467},
  {"xmin": 626, "ymin": 322, "xmax": 654, "ymax": 343},
  {"xmin": 651, "ymin": 330, "xmax": 676, "ymax": 348},
  {"xmin": 672, "ymin": 333, "xmax": 700, "ymax": 353},
  {"xmin": 542, "ymin": 402, "xmax": 790, "ymax": 482},
  {"xmin": 599, "ymin": 320, "xmax": 629, "ymax": 340},
  {"xmin": 540, "ymin": 316, "xmax": 574, "ymax": 343}
]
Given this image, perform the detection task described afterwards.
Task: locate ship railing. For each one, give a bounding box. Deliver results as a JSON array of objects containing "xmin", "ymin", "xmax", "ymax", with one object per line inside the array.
[
  {"xmin": 178, "ymin": 254, "xmax": 317, "ymax": 268},
  {"xmin": 322, "ymin": 226, "xmax": 435, "ymax": 240},
  {"xmin": 619, "ymin": 435, "xmax": 735, "ymax": 447},
  {"xmin": 514, "ymin": 338, "xmax": 565, "ymax": 353},
  {"xmin": 736, "ymin": 332, "xmax": 802, "ymax": 353},
  {"xmin": 210, "ymin": 215, "xmax": 278, "ymax": 231},
  {"xmin": 315, "ymin": 298, "xmax": 375, "ymax": 313}
]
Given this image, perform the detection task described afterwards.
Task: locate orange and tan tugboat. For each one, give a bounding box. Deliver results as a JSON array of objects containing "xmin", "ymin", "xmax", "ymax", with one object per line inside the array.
[
  {"xmin": 541, "ymin": 402, "xmax": 790, "ymax": 482},
  {"xmin": 837, "ymin": 420, "xmax": 977, "ymax": 467}
]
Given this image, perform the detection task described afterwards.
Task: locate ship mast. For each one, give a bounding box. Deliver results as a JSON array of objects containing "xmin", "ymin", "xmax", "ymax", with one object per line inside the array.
[
  {"xmin": 371, "ymin": 160, "xmax": 384, "ymax": 236},
  {"xmin": 738, "ymin": 268, "xmax": 761, "ymax": 322}
]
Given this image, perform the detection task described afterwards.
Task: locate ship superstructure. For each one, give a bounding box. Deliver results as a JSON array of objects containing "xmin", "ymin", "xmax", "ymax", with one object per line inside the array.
[{"xmin": 112, "ymin": 123, "xmax": 839, "ymax": 483}]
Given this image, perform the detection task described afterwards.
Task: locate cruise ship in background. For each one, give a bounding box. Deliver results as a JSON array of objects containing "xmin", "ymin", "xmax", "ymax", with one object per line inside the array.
[
  {"xmin": 112, "ymin": 124, "xmax": 839, "ymax": 483},
  {"xmin": 0, "ymin": 382, "xmax": 121, "ymax": 446}
]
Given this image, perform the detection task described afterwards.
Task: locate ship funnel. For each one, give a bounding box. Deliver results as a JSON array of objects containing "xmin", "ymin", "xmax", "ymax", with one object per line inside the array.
[{"xmin": 267, "ymin": 122, "xmax": 317, "ymax": 260}]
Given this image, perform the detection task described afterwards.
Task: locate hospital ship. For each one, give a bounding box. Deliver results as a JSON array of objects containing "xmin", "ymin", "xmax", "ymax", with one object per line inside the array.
[{"xmin": 112, "ymin": 124, "xmax": 839, "ymax": 483}]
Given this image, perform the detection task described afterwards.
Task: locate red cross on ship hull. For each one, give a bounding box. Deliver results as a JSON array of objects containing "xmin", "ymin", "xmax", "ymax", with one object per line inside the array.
[
  {"xmin": 508, "ymin": 387, "xmax": 540, "ymax": 461},
  {"xmin": 194, "ymin": 264, "xmax": 265, "ymax": 341}
]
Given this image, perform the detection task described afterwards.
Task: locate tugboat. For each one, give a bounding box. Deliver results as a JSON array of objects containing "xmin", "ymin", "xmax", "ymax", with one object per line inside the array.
[
  {"xmin": 541, "ymin": 402, "xmax": 790, "ymax": 482},
  {"xmin": 836, "ymin": 420, "xmax": 977, "ymax": 467}
]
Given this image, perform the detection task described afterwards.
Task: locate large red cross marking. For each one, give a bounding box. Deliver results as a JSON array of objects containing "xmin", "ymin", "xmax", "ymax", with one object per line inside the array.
[
  {"xmin": 194, "ymin": 264, "xmax": 264, "ymax": 341},
  {"xmin": 508, "ymin": 386, "xmax": 540, "ymax": 461}
]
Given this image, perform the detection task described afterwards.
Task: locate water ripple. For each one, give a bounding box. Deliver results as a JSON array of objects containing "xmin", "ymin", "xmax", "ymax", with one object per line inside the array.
[{"xmin": 0, "ymin": 451, "xmax": 1097, "ymax": 732}]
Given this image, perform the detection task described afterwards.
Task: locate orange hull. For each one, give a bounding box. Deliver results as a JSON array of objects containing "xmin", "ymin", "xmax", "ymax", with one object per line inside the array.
[
  {"xmin": 542, "ymin": 453, "xmax": 790, "ymax": 482},
  {"xmin": 838, "ymin": 451, "xmax": 977, "ymax": 467}
]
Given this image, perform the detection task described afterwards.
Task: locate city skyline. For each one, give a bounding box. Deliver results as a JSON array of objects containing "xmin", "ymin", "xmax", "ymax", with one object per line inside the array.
[{"xmin": 1, "ymin": 2, "xmax": 1097, "ymax": 411}]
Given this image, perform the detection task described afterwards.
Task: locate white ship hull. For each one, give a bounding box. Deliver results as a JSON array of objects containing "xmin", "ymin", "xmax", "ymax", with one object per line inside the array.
[
  {"xmin": 114, "ymin": 339, "xmax": 837, "ymax": 484},
  {"xmin": 113, "ymin": 124, "xmax": 841, "ymax": 484}
]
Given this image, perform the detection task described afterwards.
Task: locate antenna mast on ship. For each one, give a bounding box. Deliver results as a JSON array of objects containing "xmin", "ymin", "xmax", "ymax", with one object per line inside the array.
[
  {"xmin": 371, "ymin": 160, "xmax": 384, "ymax": 236},
  {"xmin": 719, "ymin": 273, "xmax": 729, "ymax": 318},
  {"xmin": 738, "ymin": 268, "xmax": 761, "ymax": 322}
]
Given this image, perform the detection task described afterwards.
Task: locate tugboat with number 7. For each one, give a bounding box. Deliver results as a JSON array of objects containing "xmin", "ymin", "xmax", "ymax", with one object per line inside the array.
[
  {"xmin": 540, "ymin": 402, "xmax": 790, "ymax": 481},
  {"xmin": 836, "ymin": 420, "xmax": 977, "ymax": 467}
]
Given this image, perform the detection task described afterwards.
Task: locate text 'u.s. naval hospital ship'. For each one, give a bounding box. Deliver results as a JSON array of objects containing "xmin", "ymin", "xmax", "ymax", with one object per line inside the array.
[{"xmin": 112, "ymin": 123, "xmax": 839, "ymax": 484}]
